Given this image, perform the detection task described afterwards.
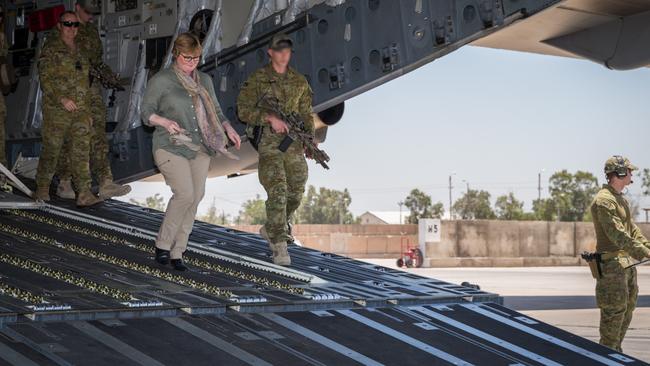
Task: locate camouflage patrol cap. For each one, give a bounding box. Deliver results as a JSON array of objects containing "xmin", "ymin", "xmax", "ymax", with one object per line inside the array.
[
  {"xmin": 77, "ymin": 0, "xmax": 101, "ymax": 15},
  {"xmin": 604, "ymin": 155, "xmax": 638, "ymax": 176},
  {"xmin": 269, "ymin": 33, "xmax": 293, "ymax": 50}
]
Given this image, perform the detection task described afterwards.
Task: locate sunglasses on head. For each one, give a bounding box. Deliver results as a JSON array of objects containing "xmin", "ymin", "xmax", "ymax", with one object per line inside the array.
[
  {"xmin": 60, "ymin": 21, "xmax": 80, "ymax": 28},
  {"xmin": 180, "ymin": 54, "xmax": 201, "ymax": 62}
]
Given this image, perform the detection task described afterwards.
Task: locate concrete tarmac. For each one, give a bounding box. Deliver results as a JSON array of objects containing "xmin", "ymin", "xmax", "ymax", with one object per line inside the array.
[{"xmin": 364, "ymin": 260, "xmax": 650, "ymax": 363}]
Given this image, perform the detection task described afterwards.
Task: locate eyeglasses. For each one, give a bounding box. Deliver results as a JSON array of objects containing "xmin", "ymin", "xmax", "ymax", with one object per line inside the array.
[
  {"xmin": 180, "ymin": 54, "xmax": 201, "ymax": 62},
  {"xmin": 60, "ymin": 21, "xmax": 80, "ymax": 28}
]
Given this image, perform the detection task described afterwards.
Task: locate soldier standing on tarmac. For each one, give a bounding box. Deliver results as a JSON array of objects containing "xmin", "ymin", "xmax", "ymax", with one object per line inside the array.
[{"xmin": 590, "ymin": 155, "xmax": 650, "ymax": 352}]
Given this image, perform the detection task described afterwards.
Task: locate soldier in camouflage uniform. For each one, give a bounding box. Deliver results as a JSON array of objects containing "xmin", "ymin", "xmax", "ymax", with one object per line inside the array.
[
  {"xmin": 590, "ymin": 155, "xmax": 650, "ymax": 352},
  {"xmin": 237, "ymin": 33, "xmax": 314, "ymax": 266},
  {"xmin": 35, "ymin": 11, "xmax": 101, "ymax": 206},
  {"xmin": 55, "ymin": 1, "xmax": 131, "ymax": 200}
]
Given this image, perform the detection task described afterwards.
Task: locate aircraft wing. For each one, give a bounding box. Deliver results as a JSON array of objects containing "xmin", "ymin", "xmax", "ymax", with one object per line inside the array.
[{"xmin": 471, "ymin": 0, "xmax": 650, "ymax": 70}]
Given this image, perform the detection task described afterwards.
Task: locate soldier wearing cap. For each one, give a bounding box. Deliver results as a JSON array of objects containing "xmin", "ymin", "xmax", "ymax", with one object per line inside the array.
[
  {"xmin": 35, "ymin": 11, "xmax": 101, "ymax": 206},
  {"xmin": 590, "ymin": 155, "xmax": 650, "ymax": 352},
  {"xmin": 54, "ymin": 0, "xmax": 131, "ymax": 201},
  {"xmin": 237, "ymin": 33, "xmax": 315, "ymax": 266}
]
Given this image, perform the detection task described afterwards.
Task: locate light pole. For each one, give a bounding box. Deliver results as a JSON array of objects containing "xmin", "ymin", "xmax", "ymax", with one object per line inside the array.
[
  {"xmin": 449, "ymin": 173, "xmax": 456, "ymax": 220},
  {"xmin": 538, "ymin": 168, "xmax": 545, "ymax": 201}
]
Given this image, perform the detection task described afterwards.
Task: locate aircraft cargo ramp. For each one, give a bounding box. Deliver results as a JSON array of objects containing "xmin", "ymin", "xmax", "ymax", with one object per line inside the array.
[{"xmin": 0, "ymin": 191, "xmax": 646, "ymax": 365}]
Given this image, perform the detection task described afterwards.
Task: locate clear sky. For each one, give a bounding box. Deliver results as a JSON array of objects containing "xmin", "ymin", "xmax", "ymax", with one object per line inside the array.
[{"xmin": 119, "ymin": 45, "xmax": 650, "ymax": 221}]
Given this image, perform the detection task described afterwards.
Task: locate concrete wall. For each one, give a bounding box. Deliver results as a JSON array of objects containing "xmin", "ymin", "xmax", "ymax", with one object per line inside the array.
[
  {"xmin": 230, "ymin": 224, "xmax": 417, "ymax": 258},
  {"xmin": 228, "ymin": 222, "xmax": 650, "ymax": 266}
]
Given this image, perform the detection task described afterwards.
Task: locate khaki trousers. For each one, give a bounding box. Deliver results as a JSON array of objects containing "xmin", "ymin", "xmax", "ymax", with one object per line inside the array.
[{"xmin": 154, "ymin": 149, "xmax": 211, "ymax": 259}]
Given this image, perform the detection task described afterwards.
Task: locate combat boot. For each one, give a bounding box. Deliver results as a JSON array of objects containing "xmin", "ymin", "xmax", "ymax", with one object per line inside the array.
[
  {"xmin": 98, "ymin": 179, "xmax": 131, "ymax": 199},
  {"xmin": 269, "ymin": 241, "xmax": 291, "ymax": 266},
  {"xmin": 76, "ymin": 190, "xmax": 102, "ymax": 207},
  {"xmin": 33, "ymin": 186, "xmax": 50, "ymax": 201},
  {"xmin": 56, "ymin": 179, "xmax": 76, "ymax": 200}
]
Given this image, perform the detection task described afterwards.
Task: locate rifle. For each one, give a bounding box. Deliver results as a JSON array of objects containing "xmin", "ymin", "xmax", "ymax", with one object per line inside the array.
[
  {"xmin": 625, "ymin": 258, "xmax": 650, "ymax": 269},
  {"xmin": 257, "ymin": 96, "xmax": 331, "ymax": 170},
  {"xmin": 89, "ymin": 62, "xmax": 124, "ymax": 108},
  {"xmin": 89, "ymin": 62, "xmax": 124, "ymax": 91}
]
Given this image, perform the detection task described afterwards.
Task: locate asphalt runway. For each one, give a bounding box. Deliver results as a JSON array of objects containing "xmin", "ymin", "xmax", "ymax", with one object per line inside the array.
[{"xmin": 364, "ymin": 260, "xmax": 650, "ymax": 362}]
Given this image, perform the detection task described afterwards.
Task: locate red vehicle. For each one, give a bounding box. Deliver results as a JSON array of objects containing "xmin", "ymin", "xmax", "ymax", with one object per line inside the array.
[{"xmin": 396, "ymin": 236, "xmax": 423, "ymax": 268}]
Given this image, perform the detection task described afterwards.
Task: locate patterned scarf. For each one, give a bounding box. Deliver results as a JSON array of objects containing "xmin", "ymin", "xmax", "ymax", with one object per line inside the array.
[{"xmin": 173, "ymin": 65, "xmax": 237, "ymax": 160}]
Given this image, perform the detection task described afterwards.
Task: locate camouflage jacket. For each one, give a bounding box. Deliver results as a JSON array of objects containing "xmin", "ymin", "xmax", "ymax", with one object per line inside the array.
[
  {"xmin": 38, "ymin": 32, "xmax": 92, "ymax": 109},
  {"xmin": 590, "ymin": 184, "xmax": 650, "ymax": 260},
  {"xmin": 237, "ymin": 63, "xmax": 314, "ymax": 136},
  {"xmin": 77, "ymin": 21, "xmax": 102, "ymax": 65}
]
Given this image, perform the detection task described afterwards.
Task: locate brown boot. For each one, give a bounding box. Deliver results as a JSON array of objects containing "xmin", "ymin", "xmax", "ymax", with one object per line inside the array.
[
  {"xmin": 98, "ymin": 179, "xmax": 131, "ymax": 199},
  {"xmin": 76, "ymin": 190, "xmax": 102, "ymax": 207},
  {"xmin": 269, "ymin": 242, "xmax": 291, "ymax": 266},
  {"xmin": 56, "ymin": 179, "xmax": 76, "ymax": 200},
  {"xmin": 33, "ymin": 186, "xmax": 50, "ymax": 201}
]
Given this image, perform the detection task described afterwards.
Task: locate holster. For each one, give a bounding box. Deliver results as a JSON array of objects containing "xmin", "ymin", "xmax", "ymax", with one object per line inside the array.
[
  {"xmin": 587, "ymin": 261, "xmax": 601, "ymax": 279},
  {"xmin": 580, "ymin": 252, "xmax": 602, "ymax": 279}
]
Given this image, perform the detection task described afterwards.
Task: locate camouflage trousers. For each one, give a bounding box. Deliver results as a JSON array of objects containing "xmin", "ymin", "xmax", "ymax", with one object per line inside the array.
[
  {"xmin": 258, "ymin": 130, "xmax": 308, "ymax": 244},
  {"xmin": 57, "ymin": 89, "xmax": 113, "ymax": 183},
  {"xmin": 36, "ymin": 105, "xmax": 93, "ymax": 192},
  {"xmin": 596, "ymin": 258, "xmax": 638, "ymax": 352},
  {"xmin": 0, "ymin": 94, "xmax": 5, "ymax": 167}
]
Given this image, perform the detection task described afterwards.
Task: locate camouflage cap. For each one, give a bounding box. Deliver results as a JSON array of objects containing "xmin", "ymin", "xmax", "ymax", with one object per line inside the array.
[
  {"xmin": 604, "ymin": 155, "xmax": 638, "ymax": 175},
  {"xmin": 269, "ymin": 33, "xmax": 293, "ymax": 50},
  {"xmin": 77, "ymin": 0, "xmax": 101, "ymax": 15}
]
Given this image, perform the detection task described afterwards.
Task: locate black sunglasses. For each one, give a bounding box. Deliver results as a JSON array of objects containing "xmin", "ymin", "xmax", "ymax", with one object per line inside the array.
[{"xmin": 60, "ymin": 21, "xmax": 80, "ymax": 28}]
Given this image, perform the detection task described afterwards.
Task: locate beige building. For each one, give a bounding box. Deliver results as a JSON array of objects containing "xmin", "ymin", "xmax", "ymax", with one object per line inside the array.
[{"xmin": 359, "ymin": 211, "xmax": 406, "ymax": 225}]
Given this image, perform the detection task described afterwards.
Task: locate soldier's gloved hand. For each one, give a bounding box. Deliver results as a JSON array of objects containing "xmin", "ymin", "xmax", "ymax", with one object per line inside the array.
[
  {"xmin": 60, "ymin": 98, "xmax": 78, "ymax": 112},
  {"xmin": 267, "ymin": 114, "xmax": 289, "ymax": 134}
]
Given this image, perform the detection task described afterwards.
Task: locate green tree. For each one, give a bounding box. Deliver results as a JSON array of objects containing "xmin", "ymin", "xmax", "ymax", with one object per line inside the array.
[
  {"xmin": 198, "ymin": 198, "xmax": 230, "ymax": 225},
  {"xmin": 548, "ymin": 170, "xmax": 599, "ymax": 221},
  {"xmin": 531, "ymin": 198, "xmax": 556, "ymax": 221},
  {"xmin": 453, "ymin": 189, "xmax": 495, "ymax": 220},
  {"xmin": 129, "ymin": 193, "xmax": 166, "ymax": 211},
  {"xmin": 236, "ymin": 194, "xmax": 267, "ymax": 225},
  {"xmin": 495, "ymin": 192, "xmax": 524, "ymax": 220},
  {"xmin": 403, "ymin": 189, "xmax": 444, "ymax": 223},
  {"xmin": 641, "ymin": 168, "xmax": 650, "ymax": 196},
  {"xmin": 297, "ymin": 186, "xmax": 355, "ymax": 224}
]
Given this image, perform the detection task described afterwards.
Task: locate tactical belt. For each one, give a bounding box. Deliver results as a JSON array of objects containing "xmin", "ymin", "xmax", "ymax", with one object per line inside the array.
[
  {"xmin": 600, "ymin": 250, "xmax": 628, "ymax": 261},
  {"xmin": 581, "ymin": 250, "xmax": 630, "ymax": 279}
]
